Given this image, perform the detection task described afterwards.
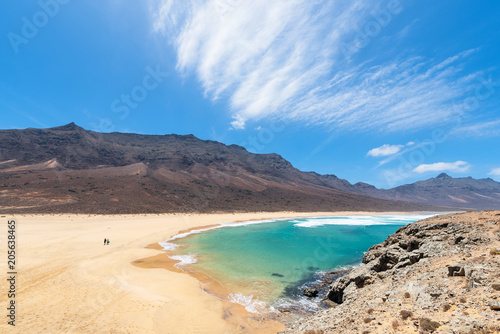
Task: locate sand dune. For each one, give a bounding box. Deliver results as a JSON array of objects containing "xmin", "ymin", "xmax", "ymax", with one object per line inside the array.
[{"xmin": 0, "ymin": 159, "xmax": 63, "ymax": 173}]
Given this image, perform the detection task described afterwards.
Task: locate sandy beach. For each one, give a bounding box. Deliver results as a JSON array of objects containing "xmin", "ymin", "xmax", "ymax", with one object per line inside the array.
[{"xmin": 0, "ymin": 211, "xmax": 433, "ymax": 334}]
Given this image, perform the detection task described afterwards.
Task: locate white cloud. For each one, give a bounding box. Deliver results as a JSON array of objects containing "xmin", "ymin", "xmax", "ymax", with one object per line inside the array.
[
  {"xmin": 368, "ymin": 141, "xmax": 418, "ymax": 159},
  {"xmin": 451, "ymin": 120, "xmax": 500, "ymax": 137},
  {"xmin": 291, "ymin": 51, "xmax": 478, "ymax": 131},
  {"xmin": 489, "ymin": 167, "xmax": 500, "ymax": 176},
  {"xmin": 367, "ymin": 144, "xmax": 404, "ymax": 157},
  {"xmin": 413, "ymin": 161, "xmax": 471, "ymax": 174},
  {"xmin": 230, "ymin": 115, "xmax": 246, "ymax": 130},
  {"xmin": 153, "ymin": 1, "xmax": 479, "ymax": 131}
]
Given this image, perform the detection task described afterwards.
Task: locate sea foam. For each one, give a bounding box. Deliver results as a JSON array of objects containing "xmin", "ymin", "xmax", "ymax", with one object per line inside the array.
[
  {"xmin": 170, "ymin": 254, "xmax": 197, "ymax": 267},
  {"xmin": 166, "ymin": 218, "xmax": 280, "ymax": 244},
  {"xmin": 292, "ymin": 214, "xmax": 436, "ymax": 228},
  {"xmin": 158, "ymin": 241, "xmax": 178, "ymax": 250},
  {"xmin": 228, "ymin": 292, "xmax": 271, "ymax": 313}
]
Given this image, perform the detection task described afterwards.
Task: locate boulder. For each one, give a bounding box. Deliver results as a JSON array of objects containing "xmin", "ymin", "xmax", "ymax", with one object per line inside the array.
[
  {"xmin": 487, "ymin": 300, "xmax": 500, "ymax": 311},
  {"xmin": 326, "ymin": 263, "xmax": 375, "ymax": 304},
  {"xmin": 409, "ymin": 251, "xmax": 422, "ymax": 264},
  {"xmin": 362, "ymin": 246, "xmax": 383, "ymax": 263},
  {"xmin": 302, "ymin": 287, "xmax": 319, "ymax": 298}
]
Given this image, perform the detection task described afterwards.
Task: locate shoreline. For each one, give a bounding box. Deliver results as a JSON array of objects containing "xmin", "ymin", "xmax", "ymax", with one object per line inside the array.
[
  {"xmin": 132, "ymin": 212, "xmax": 443, "ymax": 326},
  {"xmin": 1, "ymin": 211, "xmax": 448, "ymax": 333}
]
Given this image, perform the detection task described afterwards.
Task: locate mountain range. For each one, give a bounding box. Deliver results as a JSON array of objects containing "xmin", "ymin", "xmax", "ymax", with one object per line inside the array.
[{"xmin": 0, "ymin": 123, "xmax": 498, "ymax": 213}]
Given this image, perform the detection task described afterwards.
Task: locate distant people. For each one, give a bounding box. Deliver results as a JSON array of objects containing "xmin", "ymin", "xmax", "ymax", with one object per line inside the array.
[
  {"xmin": 107, "ymin": 239, "xmax": 110, "ymax": 245},
  {"xmin": 104, "ymin": 238, "xmax": 107, "ymax": 245}
]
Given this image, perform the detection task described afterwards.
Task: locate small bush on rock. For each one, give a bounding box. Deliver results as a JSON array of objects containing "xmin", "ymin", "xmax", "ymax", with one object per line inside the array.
[
  {"xmin": 400, "ymin": 310, "xmax": 413, "ymax": 320},
  {"xmin": 419, "ymin": 318, "xmax": 440, "ymax": 332}
]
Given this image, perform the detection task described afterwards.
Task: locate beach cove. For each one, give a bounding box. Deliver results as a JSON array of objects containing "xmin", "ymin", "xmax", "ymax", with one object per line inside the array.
[
  {"xmin": 0, "ymin": 212, "xmax": 433, "ymax": 333},
  {"xmin": 149, "ymin": 215, "xmax": 434, "ymax": 315}
]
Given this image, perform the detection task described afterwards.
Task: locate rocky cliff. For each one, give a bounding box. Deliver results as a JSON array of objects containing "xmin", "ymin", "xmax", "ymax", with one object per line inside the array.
[{"xmin": 285, "ymin": 211, "xmax": 500, "ymax": 333}]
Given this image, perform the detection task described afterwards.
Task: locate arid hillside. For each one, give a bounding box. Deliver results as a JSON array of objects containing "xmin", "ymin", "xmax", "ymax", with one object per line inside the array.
[{"xmin": 0, "ymin": 124, "xmax": 490, "ymax": 213}]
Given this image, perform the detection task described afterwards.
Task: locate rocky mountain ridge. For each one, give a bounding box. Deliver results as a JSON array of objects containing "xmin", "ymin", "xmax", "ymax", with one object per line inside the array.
[
  {"xmin": 0, "ymin": 123, "xmax": 499, "ymax": 213},
  {"xmin": 0, "ymin": 123, "xmax": 438, "ymax": 213},
  {"xmin": 354, "ymin": 173, "xmax": 500, "ymax": 210}
]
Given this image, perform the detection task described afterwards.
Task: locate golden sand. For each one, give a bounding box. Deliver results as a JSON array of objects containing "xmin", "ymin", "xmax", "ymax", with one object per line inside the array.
[{"xmin": 0, "ymin": 211, "xmax": 433, "ymax": 333}]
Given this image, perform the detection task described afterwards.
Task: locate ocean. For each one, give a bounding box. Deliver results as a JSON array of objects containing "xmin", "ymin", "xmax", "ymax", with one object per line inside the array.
[{"xmin": 161, "ymin": 215, "xmax": 434, "ymax": 313}]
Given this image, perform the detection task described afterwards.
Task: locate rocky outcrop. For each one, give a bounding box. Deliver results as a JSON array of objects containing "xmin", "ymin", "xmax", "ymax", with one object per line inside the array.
[
  {"xmin": 325, "ymin": 221, "xmax": 455, "ymax": 305},
  {"xmin": 302, "ymin": 288, "xmax": 319, "ymax": 298},
  {"xmin": 284, "ymin": 211, "xmax": 500, "ymax": 334}
]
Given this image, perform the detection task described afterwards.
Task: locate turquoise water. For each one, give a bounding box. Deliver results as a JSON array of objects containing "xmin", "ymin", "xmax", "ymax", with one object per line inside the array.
[{"xmin": 165, "ymin": 215, "xmax": 432, "ymax": 312}]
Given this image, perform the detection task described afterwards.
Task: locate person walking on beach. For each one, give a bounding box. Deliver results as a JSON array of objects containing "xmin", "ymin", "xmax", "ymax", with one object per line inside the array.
[
  {"xmin": 107, "ymin": 239, "xmax": 110, "ymax": 245},
  {"xmin": 104, "ymin": 238, "xmax": 107, "ymax": 245}
]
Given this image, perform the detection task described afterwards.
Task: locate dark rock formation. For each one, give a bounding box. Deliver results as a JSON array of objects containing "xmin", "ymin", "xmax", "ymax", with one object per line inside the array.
[{"xmin": 302, "ymin": 287, "xmax": 319, "ymax": 298}]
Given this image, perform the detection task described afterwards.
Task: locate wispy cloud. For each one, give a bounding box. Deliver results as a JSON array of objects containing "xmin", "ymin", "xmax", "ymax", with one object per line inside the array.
[
  {"xmin": 413, "ymin": 161, "xmax": 471, "ymax": 174},
  {"xmin": 153, "ymin": 1, "xmax": 479, "ymax": 131},
  {"xmin": 489, "ymin": 167, "xmax": 500, "ymax": 176},
  {"xmin": 367, "ymin": 144, "xmax": 404, "ymax": 157},
  {"xmin": 369, "ymin": 141, "xmax": 418, "ymax": 167},
  {"xmin": 451, "ymin": 120, "xmax": 500, "ymax": 137}
]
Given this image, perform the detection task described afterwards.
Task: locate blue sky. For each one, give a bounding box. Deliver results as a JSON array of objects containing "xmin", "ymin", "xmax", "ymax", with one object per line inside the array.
[{"xmin": 1, "ymin": 0, "xmax": 499, "ymax": 188}]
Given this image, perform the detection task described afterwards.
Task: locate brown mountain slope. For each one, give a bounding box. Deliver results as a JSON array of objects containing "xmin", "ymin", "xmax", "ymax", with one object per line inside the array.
[
  {"xmin": 0, "ymin": 123, "xmax": 443, "ymax": 214},
  {"xmin": 339, "ymin": 173, "xmax": 500, "ymax": 210},
  {"xmin": 375, "ymin": 173, "xmax": 500, "ymax": 209}
]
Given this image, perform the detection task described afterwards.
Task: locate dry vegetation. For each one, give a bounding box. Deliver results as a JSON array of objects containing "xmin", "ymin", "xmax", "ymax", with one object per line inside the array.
[{"xmin": 400, "ymin": 310, "xmax": 413, "ymax": 320}]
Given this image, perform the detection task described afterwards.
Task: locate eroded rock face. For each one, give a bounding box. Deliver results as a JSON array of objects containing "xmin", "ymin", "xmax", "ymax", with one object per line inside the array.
[
  {"xmin": 324, "ymin": 215, "xmax": 499, "ymax": 306},
  {"xmin": 284, "ymin": 211, "xmax": 500, "ymax": 334},
  {"xmin": 326, "ymin": 263, "xmax": 375, "ymax": 303},
  {"xmin": 326, "ymin": 220, "xmax": 440, "ymax": 304}
]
